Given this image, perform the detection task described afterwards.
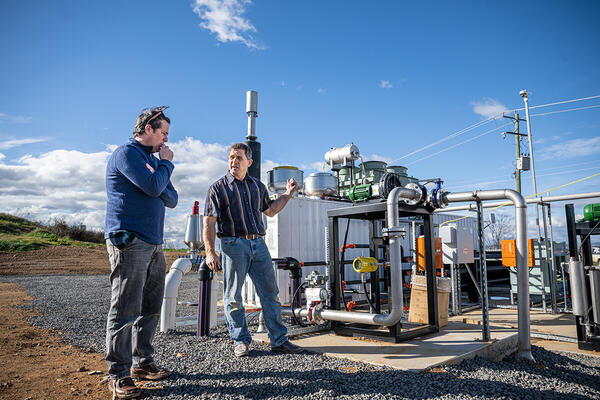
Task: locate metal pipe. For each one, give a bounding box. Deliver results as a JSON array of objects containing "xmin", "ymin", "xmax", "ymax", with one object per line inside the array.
[
  {"xmin": 542, "ymin": 204, "xmax": 557, "ymax": 313},
  {"xmin": 295, "ymin": 186, "xmax": 420, "ymax": 327},
  {"xmin": 437, "ymin": 191, "xmax": 600, "ymax": 212},
  {"xmin": 476, "ymin": 201, "xmax": 490, "ymax": 341},
  {"xmin": 441, "ymin": 189, "xmax": 534, "ymax": 362},
  {"xmin": 547, "ymin": 204, "xmax": 559, "ymax": 313}
]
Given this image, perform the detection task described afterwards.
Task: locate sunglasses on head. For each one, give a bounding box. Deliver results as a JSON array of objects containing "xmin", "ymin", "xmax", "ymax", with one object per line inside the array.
[{"xmin": 145, "ymin": 106, "xmax": 169, "ymax": 126}]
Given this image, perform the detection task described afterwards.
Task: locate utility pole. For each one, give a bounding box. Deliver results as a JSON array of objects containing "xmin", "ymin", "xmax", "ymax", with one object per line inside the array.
[
  {"xmin": 502, "ymin": 112, "xmax": 527, "ymax": 193},
  {"xmin": 521, "ymin": 90, "xmax": 547, "ymax": 312}
]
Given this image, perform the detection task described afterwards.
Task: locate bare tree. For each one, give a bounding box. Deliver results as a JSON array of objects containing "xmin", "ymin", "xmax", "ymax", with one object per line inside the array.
[{"xmin": 485, "ymin": 214, "xmax": 514, "ymax": 249}]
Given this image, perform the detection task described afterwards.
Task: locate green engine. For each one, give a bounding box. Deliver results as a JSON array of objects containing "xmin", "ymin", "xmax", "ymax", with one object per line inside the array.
[{"xmin": 583, "ymin": 203, "xmax": 600, "ymax": 222}]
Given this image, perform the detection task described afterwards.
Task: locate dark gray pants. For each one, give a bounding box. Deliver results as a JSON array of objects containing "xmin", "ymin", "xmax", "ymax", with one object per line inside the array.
[{"xmin": 105, "ymin": 237, "xmax": 166, "ymax": 379}]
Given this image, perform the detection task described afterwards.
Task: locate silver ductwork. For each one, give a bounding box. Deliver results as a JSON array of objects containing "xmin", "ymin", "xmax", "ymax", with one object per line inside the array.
[{"xmin": 440, "ymin": 189, "xmax": 534, "ymax": 362}]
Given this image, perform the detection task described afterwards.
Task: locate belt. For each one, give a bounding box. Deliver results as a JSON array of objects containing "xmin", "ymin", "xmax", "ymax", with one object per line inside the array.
[
  {"xmin": 242, "ymin": 233, "xmax": 263, "ymax": 240},
  {"xmin": 222, "ymin": 234, "xmax": 264, "ymax": 240}
]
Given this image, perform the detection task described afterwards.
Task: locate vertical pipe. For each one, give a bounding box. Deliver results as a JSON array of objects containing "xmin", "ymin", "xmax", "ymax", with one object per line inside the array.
[
  {"xmin": 542, "ymin": 203, "xmax": 557, "ymax": 313},
  {"xmin": 522, "ymin": 92, "xmax": 545, "ymax": 312},
  {"xmin": 423, "ymin": 214, "xmax": 439, "ymax": 328},
  {"xmin": 450, "ymin": 261, "xmax": 457, "ymax": 315},
  {"xmin": 476, "ymin": 201, "xmax": 490, "ymax": 341},
  {"xmin": 443, "ymin": 189, "xmax": 533, "ymax": 361}
]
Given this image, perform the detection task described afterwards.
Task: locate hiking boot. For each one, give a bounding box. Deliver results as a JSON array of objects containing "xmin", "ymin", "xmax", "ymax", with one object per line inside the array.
[
  {"xmin": 234, "ymin": 342, "xmax": 250, "ymax": 357},
  {"xmin": 271, "ymin": 340, "xmax": 303, "ymax": 354},
  {"xmin": 108, "ymin": 377, "xmax": 141, "ymax": 399},
  {"xmin": 130, "ymin": 362, "xmax": 172, "ymax": 380}
]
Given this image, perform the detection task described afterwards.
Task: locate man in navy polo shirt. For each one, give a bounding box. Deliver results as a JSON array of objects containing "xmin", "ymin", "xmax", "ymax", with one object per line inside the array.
[
  {"xmin": 104, "ymin": 106, "xmax": 177, "ymax": 399},
  {"xmin": 203, "ymin": 142, "xmax": 303, "ymax": 357}
]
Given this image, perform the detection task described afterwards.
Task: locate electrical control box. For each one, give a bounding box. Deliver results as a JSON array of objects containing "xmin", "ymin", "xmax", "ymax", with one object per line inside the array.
[
  {"xmin": 501, "ymin": 239, "xmax": 535, "ymax": 267},
  {"xmin": 416, "ymin": 236, "xmax": 442, "ymax": 270},
  {"xmin": 440, "ymin": 224, "xmax": 474, "ymax": 264},
  {"xmin": 517, "ymin": 155, "xmax": 530, "ymax": 171}
]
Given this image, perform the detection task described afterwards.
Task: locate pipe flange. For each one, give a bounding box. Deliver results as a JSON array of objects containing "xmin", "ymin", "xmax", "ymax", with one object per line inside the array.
[
  {"xmin": 383, "ymin": 226, "xmax": 406, "ymax": 239},
  {"xmin": 403, "ymin": 183, "xmax": 426, "ymax": 205},
  {"xmin": 428, "ymin": 188, "xmax": 448, "ymax": 209},
  {"xmin": 308, "ymin": 302, "xmax": 325, "ymax": 324}
]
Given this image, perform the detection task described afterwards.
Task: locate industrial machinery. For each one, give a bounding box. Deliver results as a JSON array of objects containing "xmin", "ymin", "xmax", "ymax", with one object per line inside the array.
[
  {"xmin": 566, "ymin": 203, "xmax": 600, "ymax": 350},
  {"xmin": 287, "ymin": 181, "xmax": 445, "ymax": 342}
]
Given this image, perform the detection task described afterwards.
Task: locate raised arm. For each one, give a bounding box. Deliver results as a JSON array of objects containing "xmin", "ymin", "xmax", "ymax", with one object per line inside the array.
[
  {"xmin": 263, "ymin": 178, "xmax": 298, "ymax": 217},
  {"xmin": 116, "ymin": 147, "xmax": 174, "ymax": 197}
]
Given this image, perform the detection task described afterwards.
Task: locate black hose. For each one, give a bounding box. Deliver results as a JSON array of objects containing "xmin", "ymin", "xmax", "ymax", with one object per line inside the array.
[
  {"xmin": 291, "ymin": 282, "xmax": 307, "ymax": 327},
  {"xmin": 362, "ymin": 278, "xmax": 377, "ymax": 312}
]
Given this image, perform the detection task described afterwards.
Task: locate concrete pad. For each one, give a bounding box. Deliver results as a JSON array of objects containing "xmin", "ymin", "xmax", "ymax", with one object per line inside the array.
[
  {"xmin": 454, "ymin": 307, "xmax": 578, "ymax": 339},
  {"xmin": 254, "ymin": 321, "xmax": 518, "ymax": 371},
  {"xmin": 532, "ymin": 338, "xmax": 600, "ymax": 357}
]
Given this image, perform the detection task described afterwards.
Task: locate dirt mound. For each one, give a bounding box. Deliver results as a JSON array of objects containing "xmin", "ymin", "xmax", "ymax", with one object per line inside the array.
[
  {"xmin": 0, "ymin": 282, "xmax": 109, "ymax": 400},
  {"xmin": 0, "ymin": 246, "xmax": 189, "ymax": 275}
]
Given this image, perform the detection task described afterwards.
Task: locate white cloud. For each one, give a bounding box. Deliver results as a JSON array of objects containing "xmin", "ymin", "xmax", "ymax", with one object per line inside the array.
[
  {"xmin": 537, "ymin": 136, "xmax": 600, "ymax": 160},
  {"xmin": 301, "ymin": 161, "xmax": 328, "ymax": 173},
  {"xmin": 281, "ymin": 80, "xmax": 286, "ymax": 87},
  {"xmin": 0, "ymin": 152, "xmax": 4, "ymax": 161},
  {"xmin": 317, "ymin": 88, "xmax": 326, "ymax": 94},
  {"xmin": 0, "ymin": 112, "xmax": 33, "ymax": 123},
  {"xmin": 365, "ymin": 153, "xmax": 392, "ymax": 163},
  {"xmin": 379, "ymin": 80, "xmax": 392, "ymax": 89},
  {"xmin": 471, "ymin": 98, "xmax": 509, "ymax": 119},
  {"xmin": 0, "ymin": 137, "xmax": 48, "ymax": 150},
  {"xmin": 0, "ymin": 138, "xmax": 236, "ymax": 246},
  {"xmin": 192, "ymin": 0, "xmax": 264, "ymax": 49},
  {"xmin": 260, "ymin": 159, "xmax": 279, "ymax": 183}
]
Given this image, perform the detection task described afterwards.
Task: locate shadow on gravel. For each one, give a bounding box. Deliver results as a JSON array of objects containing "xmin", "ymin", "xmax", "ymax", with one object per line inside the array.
[{"xmin": 142, "ymin": 361, "xmax": 600, "ymax": 400}]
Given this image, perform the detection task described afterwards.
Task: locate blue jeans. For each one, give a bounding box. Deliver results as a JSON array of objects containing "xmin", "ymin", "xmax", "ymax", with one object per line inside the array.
[
  {"xmin": 105, "ymin": 237, "xmax": 166, "ymax": 379},
  {"xmin": 221, "ymin": 236, "xmax": 288, "ymax": 348}
]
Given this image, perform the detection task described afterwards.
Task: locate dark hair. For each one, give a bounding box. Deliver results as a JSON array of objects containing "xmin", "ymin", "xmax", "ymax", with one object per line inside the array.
[
  {"xmin": 133, "ymin": 107, "xmax": 171, "ymax": 137},
  {"xmin": 229, "ymin": 142, "xmax": 252, "ymax": 160}
]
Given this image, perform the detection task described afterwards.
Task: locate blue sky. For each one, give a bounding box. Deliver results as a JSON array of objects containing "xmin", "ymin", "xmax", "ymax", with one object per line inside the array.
[{"xmin": 1, "ymin": 1, "xmax": 599, "ymax": 244}]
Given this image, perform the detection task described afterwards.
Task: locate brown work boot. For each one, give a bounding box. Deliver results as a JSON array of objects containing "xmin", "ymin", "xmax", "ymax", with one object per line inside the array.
[
  {"xmin": 108, "ymin": 377, "xmax": 141, "ymax": 399},
  {"xmin": 130, "ymin": 362, "xmax": 172, "ymax": 380}
]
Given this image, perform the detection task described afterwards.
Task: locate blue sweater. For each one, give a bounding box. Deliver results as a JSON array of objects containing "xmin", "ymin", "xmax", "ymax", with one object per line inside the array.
[{"xmin": 105, "ymin": 138, "xmax": 178, "ymax": 245}]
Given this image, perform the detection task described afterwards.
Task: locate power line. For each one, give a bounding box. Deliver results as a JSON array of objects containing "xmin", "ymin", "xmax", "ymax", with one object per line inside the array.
[
  {"xmin": 390, "ymin": 94, "xmax": 600, "ymax": 165},
  {"xmin": 449, "ymin": 166, "xmax": 600, "ymax": 190},
  {"xmin": 530, "ymin": 104, "xmax": 600, "ymax": 117},
  {"xmin": 387, "ymin": 117, "xmax": 497, "ymax": 164},
  {"xmin": 405, "ymin": 122, "xmax": 511, "ymax": 166},
  {"xmin": 449, "ymin": 159, "xmax": 600, "ymax": 187}
]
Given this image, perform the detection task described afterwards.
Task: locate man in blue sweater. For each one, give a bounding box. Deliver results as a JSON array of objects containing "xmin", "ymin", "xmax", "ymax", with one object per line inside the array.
[{"xmin": 104, "ymin": 106, "xmax": 178, "ymax": 399}]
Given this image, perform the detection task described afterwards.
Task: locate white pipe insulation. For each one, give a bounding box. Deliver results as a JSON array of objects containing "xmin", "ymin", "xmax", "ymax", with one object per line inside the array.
[{"xmin": 160, "ymin": 257, "xmax": 193, "ymax": 332}]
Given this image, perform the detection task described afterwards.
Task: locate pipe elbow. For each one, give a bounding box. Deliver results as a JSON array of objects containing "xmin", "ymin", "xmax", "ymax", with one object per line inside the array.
[
  {"xmin": 373, "ymin": 308, "xmax": 404, "ymax": 326},
  {"xmin": 170, "ymin": 257, "xmax": 193, "ymax": 274},
  {"xmin": 503, "ymin": 189, "xmax": 526, "ymax": 208}
]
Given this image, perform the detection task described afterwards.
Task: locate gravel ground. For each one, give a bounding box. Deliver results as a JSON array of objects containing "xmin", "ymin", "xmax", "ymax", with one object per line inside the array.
[{"xmin": 2, "ymin": 274, "xmax": 600, "ymax": 399}]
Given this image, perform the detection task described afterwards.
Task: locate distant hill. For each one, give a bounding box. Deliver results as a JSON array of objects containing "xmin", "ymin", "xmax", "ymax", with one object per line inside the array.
[{"xmin": 0, "ymin": 213, "xmax": 105, "ymax": 253}]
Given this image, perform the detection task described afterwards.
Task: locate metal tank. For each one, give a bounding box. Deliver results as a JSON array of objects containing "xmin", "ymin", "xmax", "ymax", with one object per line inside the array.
[
  {"xmin": 304, "ymin": 172, "xmax": 337, "ymax": 197},
  {"xmin": 325, "ymin": 143, "xmax": 360, "ymax": 167},
  {"xmin": 267, "ymin": 166, "xmax": 304, "ymax": 196},
  {"xmin": 184, "ymin": 201, "xmax": 203, "ymax": 251}
]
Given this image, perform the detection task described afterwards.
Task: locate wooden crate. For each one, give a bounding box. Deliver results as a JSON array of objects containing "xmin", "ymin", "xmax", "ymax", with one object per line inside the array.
[{"xmin": 408, "ymin": 275, "xmax": 451, "ymax": 327}]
